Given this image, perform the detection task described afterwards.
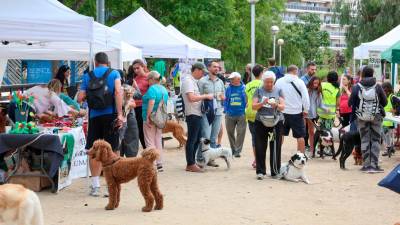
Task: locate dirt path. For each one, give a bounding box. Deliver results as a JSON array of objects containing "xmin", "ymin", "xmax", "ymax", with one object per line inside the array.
[{"xmin": 39, "ymin": 127, "xmax": 400, "ymax": 225}]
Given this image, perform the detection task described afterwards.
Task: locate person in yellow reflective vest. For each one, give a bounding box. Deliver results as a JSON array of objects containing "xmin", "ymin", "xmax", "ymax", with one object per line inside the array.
[
  {"xmin": 382, "ymin": 82, "xmax": 395, "ymax": 156},
  {"xmin": 317, "ymin": 71, "xmax": 340, "ymax": 130}
]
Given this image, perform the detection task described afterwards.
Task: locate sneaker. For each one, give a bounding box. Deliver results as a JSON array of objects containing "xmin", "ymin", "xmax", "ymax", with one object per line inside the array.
[
  {"xmin": 360, "ymin": 166, "xmax": 371, "ymax": 173},
  {"xmin": 103, "ymin": 188, "xmax": 109, "ymax": 198},
  {"xmin": 257, "ymin": 174, "xmax": 265, "ymax": 180},
  {"xmin": 369, "ymin": 166, "xmax": 384, "ymax": 173},
  {"xmin": 234, "ymin": 153, "xmax": 241, "ymax": 158},
  {"xmin": 271, "ymin": 174, "xmax": 282, "ymax": 179},
  {"xmin": 186, "ymin": 164, "xmax": 203, "ymax": 173},
  {"xmin": 382, "ymin": 148, "xmax": 395, "ymax": 157},
  {"xmin": 89, "ymin": 186, "xmax": 101, "ymax": 197},
  {"xmin": 157, "ymin": 164, "xmax": 164, "ymax": 172}
]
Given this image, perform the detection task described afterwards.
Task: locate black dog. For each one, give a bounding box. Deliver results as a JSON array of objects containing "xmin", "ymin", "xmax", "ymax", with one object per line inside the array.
[
  {"xmin": 312, "ymin": 123, "xmax": 336, "ymax": 160},
  {"xmin": 334, "ymin": 131, "xmax": 361, "ymax": 169}
]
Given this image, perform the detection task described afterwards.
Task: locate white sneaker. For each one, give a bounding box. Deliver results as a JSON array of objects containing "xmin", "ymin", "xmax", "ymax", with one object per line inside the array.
[
  {"xmin": 257, "ymin": 174, "xmax": 265, "ymax": 180},
  {"xmin": 89, "ymin": 186, "xmax": 101, "ymax": 197}
]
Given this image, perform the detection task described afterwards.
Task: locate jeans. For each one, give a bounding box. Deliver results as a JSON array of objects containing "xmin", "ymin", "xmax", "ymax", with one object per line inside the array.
[
  {"xmin": 225, "ymin": 115, "xmax": 247, "ymax": 155},
  {"xmin": 134, "ymin": 106, "xmax": 146, "ymax": 149},
  {"xmin": 201, "ymin": 114, "xmax": 222, "ymax": 148},
  {"xmin": 186, "ymin": 115, "xmax": 203, "ymax": 166}
]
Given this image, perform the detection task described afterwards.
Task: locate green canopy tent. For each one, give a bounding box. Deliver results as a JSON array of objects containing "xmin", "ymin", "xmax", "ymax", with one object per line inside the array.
[{"xmin": 381, "ymin": 41, "xmax": 400, "ymax": 87}]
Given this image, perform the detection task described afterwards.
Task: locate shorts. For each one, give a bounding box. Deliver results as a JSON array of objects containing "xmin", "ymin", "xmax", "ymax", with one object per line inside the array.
[
  {"xmin": 283, "ymin": 113, "xmax": 306, "ymax": 138},
  {"xmin": 85, "ymin": 114, "xmax": 119, "ymax": 151}
]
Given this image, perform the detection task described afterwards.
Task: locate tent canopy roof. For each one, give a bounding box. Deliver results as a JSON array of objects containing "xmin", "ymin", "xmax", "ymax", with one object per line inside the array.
[
  {"xmin": 113, "ymin": 7, "xmax": 195, "ymax": 58},
  {"xmin": 165, "ymin": 25, "xmax": 221, "ymax": 59},
  {"xmin": 354, "ymin": 24, "xmax": 400, "ymax": 59},
  {"xmin": 381, "ymin": 40, "xmax": 400, "ymax": 64}
]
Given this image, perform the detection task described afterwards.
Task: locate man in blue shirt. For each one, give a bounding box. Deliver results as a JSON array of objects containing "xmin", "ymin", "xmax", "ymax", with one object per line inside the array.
[
  {"xmin": 300, "ymin": 61, "xmax": 317, "ymax": 86},
  {"xmin": 78, "ymin": 52, "xmax": 123, "ymax": 197}
]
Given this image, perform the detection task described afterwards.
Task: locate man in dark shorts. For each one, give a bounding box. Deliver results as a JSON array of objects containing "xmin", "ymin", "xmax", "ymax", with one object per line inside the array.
[
  {"xmin": 78, "ymin": 52, "xmax": 123, "ymax": 196},
  {"xmin": 275, "ymin": 65, "xmax": 310, "ymax": 153}
]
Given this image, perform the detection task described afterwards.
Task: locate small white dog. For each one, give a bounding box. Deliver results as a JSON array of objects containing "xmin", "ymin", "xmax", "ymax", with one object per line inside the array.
[
  {"xmin": 279, "ymin": 152, "xmax": 310, "ymax": 184},
  {"xmin": 0, "ymin": 184, "xmax": 44, "ymax": 225},
  {"xmin": 199, "ymin": 138, "xmax": 232, "ymax": 169}
]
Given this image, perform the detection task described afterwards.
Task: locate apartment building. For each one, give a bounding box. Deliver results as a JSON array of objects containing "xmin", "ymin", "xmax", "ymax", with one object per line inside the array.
[{"xmin": 282, "ymin": 0, "xmax": 348, "ymax": 50}]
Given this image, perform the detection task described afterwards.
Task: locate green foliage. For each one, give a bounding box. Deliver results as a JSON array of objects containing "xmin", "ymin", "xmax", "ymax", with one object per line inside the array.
[
  {"xmin": 335, "ymin": 0, "xmax": 400, "ymax": 59},
  {"xmin": 281, "ymin": 14, "xmax": 330, "ymax": 63}
]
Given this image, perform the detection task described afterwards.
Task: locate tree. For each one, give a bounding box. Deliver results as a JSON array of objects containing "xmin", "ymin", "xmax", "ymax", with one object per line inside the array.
[
  {"xmin": 280, "ymin": 14, "xmax": 330, "ymax": 63},
  {"xmin": 335, "ymin": 0, "xmax": 400, "ymax": 59}
]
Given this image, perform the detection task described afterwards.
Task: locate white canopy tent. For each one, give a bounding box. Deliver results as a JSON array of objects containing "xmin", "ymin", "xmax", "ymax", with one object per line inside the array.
[
  {"xmin": 353, "ymin": 24, "xmax": 400, "ymax": 60},
  {"xmin": 114, "ymin": 7, "xmax": 208, "ymax": 59},
  {"xmin": 0, "ymin": 0, "xmax": 128, "ymax": 68},
  {"xmin": 165, "ymin": 25, "xmax": 221, "ymax": 59}
]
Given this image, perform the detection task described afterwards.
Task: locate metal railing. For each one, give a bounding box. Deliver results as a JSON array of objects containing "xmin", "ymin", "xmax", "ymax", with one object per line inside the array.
[{"xmin": 286, "ymin": 3, "xmax": 332, "ymax": 13}]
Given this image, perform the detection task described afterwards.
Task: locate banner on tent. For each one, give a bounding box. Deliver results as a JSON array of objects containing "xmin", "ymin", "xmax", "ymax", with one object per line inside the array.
[
  {"xmin": 369, "ymin": 51, "xmax": 382, "ymax": 82},
  {"xmin": 24, "ymin": 60, "xmax": 52, "ymax": 84}
]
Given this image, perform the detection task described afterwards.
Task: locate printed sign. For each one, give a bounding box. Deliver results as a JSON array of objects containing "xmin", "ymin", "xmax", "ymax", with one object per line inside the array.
[
  {"xmin": 368, "ymin": 51, "xmax": 382, "ymax": 82},
  {"xmin": 25, "ymin": 60, "xmax": 52, "ymax": 84},
  {"xmin": 58, "ymin": 127, "xmax": 88, "ymax": 191}
]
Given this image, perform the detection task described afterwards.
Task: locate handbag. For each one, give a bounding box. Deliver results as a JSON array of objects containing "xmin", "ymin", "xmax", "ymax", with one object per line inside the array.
[
  {"xmin": 150, "ymin": 93, "xmax": 168, "ymax": 129},
  {"xmin": 378, "ymin": 164, "xmax": 400, "ymax": 194},
  {"xmin": 259, "ymin": 114, "xmax": 280, "ymax": 127}
]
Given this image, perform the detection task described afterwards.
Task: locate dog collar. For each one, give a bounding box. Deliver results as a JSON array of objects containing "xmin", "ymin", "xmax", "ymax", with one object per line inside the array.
[
  {"xmin": 103, "ymin": 157, "xmax": 121, "ymax": 167},
  {"xmin": 289, "ymin": 160, "xmax": 302, "ymax": 169}
]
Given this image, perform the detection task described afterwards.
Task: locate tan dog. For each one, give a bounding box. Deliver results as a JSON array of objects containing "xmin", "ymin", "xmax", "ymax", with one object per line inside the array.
[
  {"xmin": 162, "ymin": 120, "xmax": 187, "ymax": 148},
  {"xmin": 0, "ymin": 184, "xmax": 44, "ymax": 225},
  {"xmin": 88, "ymin": 140, "xmax": 163, "ymax": 212}
]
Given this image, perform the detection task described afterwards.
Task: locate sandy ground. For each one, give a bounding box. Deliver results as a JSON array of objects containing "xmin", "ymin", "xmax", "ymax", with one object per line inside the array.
[{"xmin": 39, "ymin": 123, "xmax": 400, "ymax": 225}]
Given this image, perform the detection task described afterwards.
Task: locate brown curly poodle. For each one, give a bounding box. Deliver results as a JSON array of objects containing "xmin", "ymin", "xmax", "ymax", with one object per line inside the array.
[{"xmin": 88, "ymin": 140, "xmax": 163, "ymax": 212}]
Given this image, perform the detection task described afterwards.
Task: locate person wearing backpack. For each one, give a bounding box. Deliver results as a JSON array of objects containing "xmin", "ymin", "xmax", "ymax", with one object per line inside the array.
[
  {"xmin": 317, "ymin": 71, "xmax": 340, "ymax": 130},
  {"xmin": 348, "ymin": 66, "xmax": 387, "ymax": 173},
  {"xmin": 142, "ymin": 71, "xmax": 169, "ymax": 172},
  {"xmin": 224, "ymin": 72, "xmax": 247, "ymax": 158},
  {"xmin": 78, "ymin": 52, "xmax": 123, "ymax": 197}
]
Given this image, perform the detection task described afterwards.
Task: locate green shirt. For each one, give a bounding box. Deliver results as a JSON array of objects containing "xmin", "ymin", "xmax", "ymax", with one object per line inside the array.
[
  {"xmin": 245, "ymin": 79, "xmax": 263, "ymax": 122},
  {"xmin": 153, "ymin": 60, "xmax": 166, "ymax": 78}
]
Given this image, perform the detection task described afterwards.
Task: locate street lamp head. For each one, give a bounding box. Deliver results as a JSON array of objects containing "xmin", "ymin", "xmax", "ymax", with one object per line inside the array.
[
  {"xmin": 247, "ymin": 0, "xmax": 259, "ymax": 4},
  {"xmin": 277, "ymin": 39, "xmax": 284, "ymax": 46},
  {"xmin": 271, "ymin": 25, "xmax": 280, "ymax": 34}
]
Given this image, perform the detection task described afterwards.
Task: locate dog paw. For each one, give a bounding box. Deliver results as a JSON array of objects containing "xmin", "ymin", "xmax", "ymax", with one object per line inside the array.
[
  {"xmin": 105, "ymin": 205, "xmax": 115, "ymax": 210},
  {"xmin": 142, "ymin": 207, "xmax": 152, "ymax": 212}
]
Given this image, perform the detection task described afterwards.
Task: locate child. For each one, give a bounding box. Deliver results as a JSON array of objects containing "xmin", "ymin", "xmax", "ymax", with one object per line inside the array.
[
  {"xmin": 381, "ymin": 82, "xmax": 395, "ymax": 157},
  {"xmin": 349, "ymin": 66, "xmax": 387, "ymax": 173},
  {"xmin": 119, "ymin": 84, "xmax": 140, "ymax": 157}
]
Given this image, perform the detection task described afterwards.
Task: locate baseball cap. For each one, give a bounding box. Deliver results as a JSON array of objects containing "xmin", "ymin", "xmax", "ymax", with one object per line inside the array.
[
  {"xmin": 228, "ymin": 72, "xmax": 241, "ymax": 79},
  {"xmin": 192, "ymin": 62, "xmax": 208, "ymax": 73}
]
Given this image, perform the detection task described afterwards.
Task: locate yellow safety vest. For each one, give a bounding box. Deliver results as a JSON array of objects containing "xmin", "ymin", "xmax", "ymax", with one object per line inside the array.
[
  {"xmin": 173, "ymin": 72, "xmax": 180, "ymax": 88},
  {"xmin": 318, "ymin": 82, "xmax": 339, "ymax": 119},
  {"xmin": 383, "ymin": 94, "xmax": 394, "ymax": 127}
]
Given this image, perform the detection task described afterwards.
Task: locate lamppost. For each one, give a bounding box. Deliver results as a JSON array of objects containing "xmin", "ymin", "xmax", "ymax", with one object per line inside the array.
[
  {"xmin": 248, "ymin": 0, "xmax": 259, "ymax": 68},
  {"xmin": 271, "ymin": 25, "xmax": 280, "ymax": 59},
  {"xmin": 277, "ymin": 39, "xmax": 284, "ymax": 66}
]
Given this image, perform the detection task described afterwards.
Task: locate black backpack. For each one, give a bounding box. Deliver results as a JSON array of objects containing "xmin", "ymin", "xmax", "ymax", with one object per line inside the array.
[{"xmin": 87, "ymin": 68, "xmax": 114, "ymax": 109}]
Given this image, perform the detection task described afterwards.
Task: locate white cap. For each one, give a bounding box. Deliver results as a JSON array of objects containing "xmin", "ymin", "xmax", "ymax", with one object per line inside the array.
[
  {"xmin": 228, "ymin": 72, "xmax": 241, "ymax": 79},
  {"xmin": 262, "ymin": 71, "xmax": 276, "ymax": 81}
]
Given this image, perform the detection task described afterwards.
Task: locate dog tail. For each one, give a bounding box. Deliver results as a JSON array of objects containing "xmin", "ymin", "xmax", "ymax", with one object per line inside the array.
[{"xmin": 141, "ymin": 148, "xmax": 159, "ymax": 162}]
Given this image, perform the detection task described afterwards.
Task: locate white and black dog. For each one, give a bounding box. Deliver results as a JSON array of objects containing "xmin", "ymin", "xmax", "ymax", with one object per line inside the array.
[
  {"xmin": 279, "ymin": 153, "xmax": 310, "ymax": 184},
  {"xmin": 199, "ymin": 138, "xmax": 232, "ymax": 169},
  {"xmin": 312, "ymin": 122, "xmax": 338, "ymax": 159}
]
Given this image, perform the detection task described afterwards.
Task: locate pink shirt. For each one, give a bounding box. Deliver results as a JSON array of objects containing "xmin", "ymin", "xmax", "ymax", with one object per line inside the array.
[{"xmin": 134, "ymin": 74, "xmax": 149, "ymax": 107}]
